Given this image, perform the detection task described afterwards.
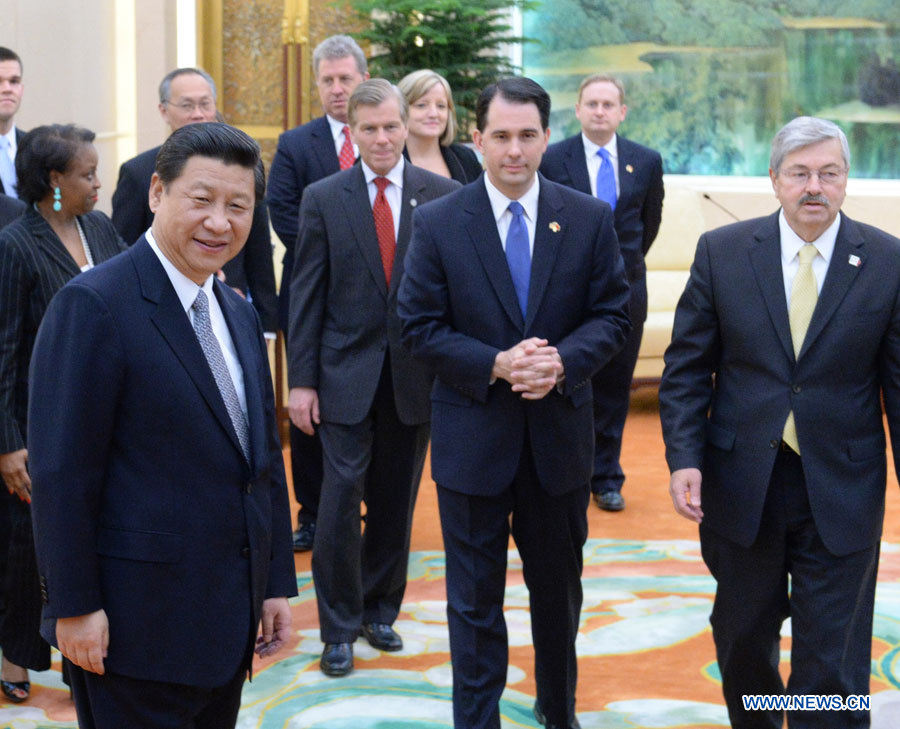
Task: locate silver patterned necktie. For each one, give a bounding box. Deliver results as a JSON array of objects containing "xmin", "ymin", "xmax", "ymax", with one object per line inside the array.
[{"xmin": 191, "ymin": 289, "xmax": 251, "ymax": 461}]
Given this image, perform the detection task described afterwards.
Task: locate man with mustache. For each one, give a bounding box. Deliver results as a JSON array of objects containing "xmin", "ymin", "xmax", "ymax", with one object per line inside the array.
[{"xmin": 660, "ymin": 116, "xmax": 900, "ymax": 728}]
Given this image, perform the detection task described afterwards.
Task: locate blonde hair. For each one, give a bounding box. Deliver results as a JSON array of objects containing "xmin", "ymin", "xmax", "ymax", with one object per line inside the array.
[
  {"xmin": 577, "ymin": 74, "xmax": 626, "ymax": 105},
  {"xmin": 397, "ymin": 69, "xmax": 457, "ymax": 146}
]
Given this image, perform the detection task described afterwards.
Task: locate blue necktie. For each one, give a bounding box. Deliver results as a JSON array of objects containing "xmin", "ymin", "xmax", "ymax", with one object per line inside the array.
[
  {"xmin": 595, "ymin": 148, "xmax": 616, "ymax": 211},
  {"xmin": 0, "ymin": 137, "xmax": 17, "ymax": 199},
  {"xmin": 506, "ymin": 201, "xmax": 530, "ymax": 318}
]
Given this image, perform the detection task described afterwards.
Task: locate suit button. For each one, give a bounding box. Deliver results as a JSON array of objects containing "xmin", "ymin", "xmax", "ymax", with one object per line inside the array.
[
  {"xmin": 769, "ymin": 439, "xmax": 779, "ymax": 449},
  {"xmin": 245, "ymin": 483, "xmax": 253, "ymax": 494},
  {"xmin": 792, "ymin": 384, "xmax": 802, "ymax": 393},
  {"xmin": 241, "ymin": 546, "xmax": 250, "ymax": 558}
]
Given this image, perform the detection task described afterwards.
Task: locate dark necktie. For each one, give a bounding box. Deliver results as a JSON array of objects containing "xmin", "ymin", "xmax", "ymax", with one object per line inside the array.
[
  {"xmin": 373, "ymin": 177, "xmax": 395, "ymax": 287},
  {"xmin": 339, "ymin": 125, "xmax": 355, "ymax": 170},
  {"xmin": 596, "ymin": 148, "xmax": 617, "ymax": 211},
  {"xmin": 506, "ymin": 201, "xmax": 530, "ymax": 317},
  {"xmin": 191, "ymin": 290, "xmax": 251, "ymax": 461}
]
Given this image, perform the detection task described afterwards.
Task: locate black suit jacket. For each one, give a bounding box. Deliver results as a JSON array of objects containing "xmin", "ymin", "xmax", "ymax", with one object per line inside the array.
[
  {"xmin": 0, "ymin": 193, "xmax": 25, "ymax": 230},
  {"xmin": 540, "ymin": 133, "xmax": 663, "ymax": 280},
  {"xmin": 0, "ymin": 207, "xmax": 125, "ymax": 454},
  {"xmin": 660, "ymin": 211, "xmax": 900, "ymax": 556},
  {"xmin": 289, "ymin": 162, "xmax": 460, "ymax": 425},
  {"xmin": 0, "ymin": 127, "xmax": 25, "ymax": 197},
  {"xmin": 397, "ymin": 175, "xmax": 631, "ymax": 495},
  {"xmin": 402, "ymin": 142, "xmax": 483, "ymax": 185},
  {"xmin": 28, "ymin": 238, "xmax": 297, "ymax": 686},
  {"xmin": 267, "ymin": 116, "xmax": 343, "ymax": 332},
  {"xmin": 111, "ymin": 146, "xmax": 278, "ymax": 331}
]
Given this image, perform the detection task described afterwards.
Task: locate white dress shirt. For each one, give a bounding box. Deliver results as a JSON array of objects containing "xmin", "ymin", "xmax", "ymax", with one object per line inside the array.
[
  {"xmin": 326, "ymin": 114, "xmax": 359, "ymax": 161},
  {"xmin": 146, "ymin": 229, "xmax": 248, "ymax": 418},
  {"xmin": 779, "ymin": 209, "xmax": 840, "ymax": 302},
  {"xmin": 1, "ymin": 126, "xmax": 16, "ymax": 163},
  {"xmin": 582, "ymin": 133, "xmax": 620, "ymax": 198},
  {"xmin": 483, "ymin": 173, "xmax": 539, "ymax": 255},
  {"xmin": 362, "ymin": 156, "xmax": 404, "ymax": 240}
]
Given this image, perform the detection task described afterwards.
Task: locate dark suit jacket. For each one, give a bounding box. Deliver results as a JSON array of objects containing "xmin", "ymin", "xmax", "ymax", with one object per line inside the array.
[
  {"xmin": 402, "ymin": 142, "xmax": 483, "ymax": 185},
  {"xmin": 28, "ymin": 237, "xmax": 296, "ymax": 687},
  {"xmin": 659, "ymin": 211, "xmax": 900, "ymax": 556},
  {"xmin": 540, "ymin": 133, "xmax": 663, "ymax": 281},
  {"xmin": 267, "ymin": 116, "xmax": 342, "ymax": 332},
  {"xmin": 111, "ymin": 146, "xmax": 278, "ymax": 331},
  {"xmin": 397, "ymin": 174, "xmax": 631, "ymax": 495},
  {"xmin": 0, "ymin": 207, "xmax": 125, "ymax": 454},
  {"xmin": 289, "ymin": 162, "xmax": 460, "ymax": 426},
  {"xmin": 0, "ymin": 193, "xmax": 25, "ymax": 230},
  {"xmin": 0, "ymin": 127, "xmax": 25, "ymax": 197}
]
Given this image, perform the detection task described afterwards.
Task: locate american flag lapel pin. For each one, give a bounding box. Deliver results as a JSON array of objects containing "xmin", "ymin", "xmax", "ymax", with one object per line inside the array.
[
  {"xmin": 848, "ymin": 254, "xmax": 861, "ymax": 267},
  {"xmin": 625, "ymin": 164, "xmax": 634, "ymax": 173}
]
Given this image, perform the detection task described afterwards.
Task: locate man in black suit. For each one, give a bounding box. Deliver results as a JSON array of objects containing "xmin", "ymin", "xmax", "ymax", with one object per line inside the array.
[
  {"xmin": 288, "ymin": 79, "xmax": 459, "ymax": 677},
  {"xmin": 540, "ymin": 74, "xmax": 663, "ymax": 512},
  {"xmin": 0, "ymin": 47, "xmax": 24, "ymax": 199},
  {"xmin": 29, "ymin": 122, "xmax": 296, "ymax": 729},
  {"xmin": 111, "ymin": 67, "xmax": 278, "ymax": 332},
  {"xmin": 398, "ymin": 78, "xmax": 631, "ymax": 729},
  {"xmin": 267, "ymin": 34, "xmax": 368, "ymax": 552},
  {"xmin": 660, "ymin": 116, "xmax": 900, "ymax": 729}
]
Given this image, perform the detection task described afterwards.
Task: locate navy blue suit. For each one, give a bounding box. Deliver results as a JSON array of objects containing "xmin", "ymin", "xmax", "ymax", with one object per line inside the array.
[
  {"xmin": 398, "ymin": 175, "xmax": 630, "ymax": 728},
  {"xmin": 28, "ymin": 238, "xmax": 296, "ymax": 694},
  {"xmin": 540, "ymin": 133, "xmax": 663, "ymax": 496}
]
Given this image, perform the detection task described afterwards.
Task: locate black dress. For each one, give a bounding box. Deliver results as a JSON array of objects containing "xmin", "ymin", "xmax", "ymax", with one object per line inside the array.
[{"xmin": 403, "ymin": 142, "xmax": 483, "ymax": 185}]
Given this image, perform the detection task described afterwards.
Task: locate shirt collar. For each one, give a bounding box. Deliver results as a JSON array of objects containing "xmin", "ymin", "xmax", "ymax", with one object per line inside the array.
[
  {"xmin": 483, "ymin": 172, "xmax": 540, "ymax": 225},
  {"xmin": 326, "ymin": 114, "xmax": 350, "ymax": 140},
  {"xmin": 582, "ymin": 132, "xmax": 617, "ymax": 161},
  {"xmin": 779, "ymin": 208, "xmax": 840, "ymax": 267},
  {"xmin": 145, "ymin": 228, "xmax": 215, "ymax": 313},
  {"xmin": 361, "ymin": 156, "xmax": 405, "ymax": 189}
]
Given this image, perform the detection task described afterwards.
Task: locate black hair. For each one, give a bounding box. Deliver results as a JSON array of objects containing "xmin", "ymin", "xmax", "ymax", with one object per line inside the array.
[
  {"xmin": 15, "ymin": 124, "xmax": 95, "ymax": 205},
  {"xmin": 475, "ymin": 77, "xmax": 551, "ymax": 132},
  {"xmin": 0, "ymin": 47, "xmax": 22, "ymax": 71}
]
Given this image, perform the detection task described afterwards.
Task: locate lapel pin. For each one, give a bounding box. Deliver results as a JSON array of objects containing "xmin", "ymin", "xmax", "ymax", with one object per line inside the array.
[
  {"xmin": 625, "ymin": 164, "xmax": 634, "ymax": 173},
  {"xmin": 848, "ymin": 254, "xmax": 861, "ymax": 267},
  {"xmin": 549, "ymin": 221, "xmax": 560, "ymax": 233},
  {"xmin": 409, "ymin": 198, "xmax": 418, "ymax": 208}
]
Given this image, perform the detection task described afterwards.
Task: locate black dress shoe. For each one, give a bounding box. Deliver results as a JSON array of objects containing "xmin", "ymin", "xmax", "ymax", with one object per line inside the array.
[
  {"xmin": 359, "ymin": 622, "xmax": 403, "ymax": 651},
  {"xmin": 533, "ymin": 701, "xmax": 581, "ymax": 729},
  {"xmin": 292, "ymin": 521, "xmax": 316, "ymax": 552},
  {"xmin": 594, "ymin": 491, "xmax": 625, "ymax": 512},
  {"xmin": 320, "ymin": 643, "xmax": 353, "ymax": 676}
]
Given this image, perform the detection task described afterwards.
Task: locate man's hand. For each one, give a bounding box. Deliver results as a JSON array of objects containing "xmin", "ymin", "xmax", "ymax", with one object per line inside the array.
[
  {"xmin": 669, "ymin": 468, "xmax": 703, "ymax": 523},
  {"xmin": 57, "ymin": 609, "xmax": 109, "ymax": 675},
  {"xmin": 492, "ymin": 338, "xmax": 564, "ymax": 400},
  {"xmin": 255, "ymin": 597, "xmax": 292, "ymax": 658},
  {"xmin": 0, "ymin": 449, "xmax": 31, "ymax": 502},
  {"xmin": 288, "ymin": 387, "xmax": 319, "ymax": 435}
]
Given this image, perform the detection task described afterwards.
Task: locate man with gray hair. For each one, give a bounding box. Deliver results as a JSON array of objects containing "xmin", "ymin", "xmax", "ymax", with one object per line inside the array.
[
  {"xmin": 660, "ymin": 116, "xmax": 900, "ymax": 728},
  {"xmin": 267, "ymin": 35, "xmax": 369, "ymax": 553},
  {"xmin": 287, "ymin": 79, "xmax": 458, "ymax": 676}
]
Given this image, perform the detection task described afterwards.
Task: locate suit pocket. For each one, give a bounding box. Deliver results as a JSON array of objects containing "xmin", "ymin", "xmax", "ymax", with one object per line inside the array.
[
  {"xmin": 706, "ymin": 422, "xmax": 736, "ymax": 451},
  {"xmin": 96, "ymin": 526, "xmax": 184, "ymax": 564},
  {"xmin": 321, "ymin": 327, "xmax": 349, "ymax": 349},
  {"xmin": 847, "ymin": 433, "xmax": 886, "ymax": 462}
]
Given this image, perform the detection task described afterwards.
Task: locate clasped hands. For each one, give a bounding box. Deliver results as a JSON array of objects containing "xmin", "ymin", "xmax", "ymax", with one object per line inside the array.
[{"xmin": 492, "ymin": 337, "xmax": 564, "ymax": 400}]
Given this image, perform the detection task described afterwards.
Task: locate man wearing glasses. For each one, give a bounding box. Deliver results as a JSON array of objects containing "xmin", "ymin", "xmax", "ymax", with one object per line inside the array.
[{"xmin": 660, "ymin": 116, "xmax": 900, "ymax": 729}]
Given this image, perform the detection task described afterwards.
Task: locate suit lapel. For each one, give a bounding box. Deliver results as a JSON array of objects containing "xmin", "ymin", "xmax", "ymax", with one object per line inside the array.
[
  {"xmin": 615, "ymin": 136, "xmax": 636, "ymax": 215},
  {"xmin": 799, "ymin": 213, "xmax": 863, "ymax": 360},
  {"xmin": 311, "ymin": 117, "xmax": 341, "ymax": 176},
  {"xmin": 391, "ymin": 164, "xmax": 426, "ymax": 297},
  {"xmin": 133, "ymin": 239, "xmax": 248, "ymax": 465},
  {"xmin": 26, "ymin": 209, "xmax": 82, "ymax": 278},
  {"xmin": 563, "ymin": 136, "xmax": 592, "ymax": 196},
  {"xmin": 525, "ymin": 178, "xmax": 565, "ymax": 329},
  {"xmin": 749, "ymin": 214, "xmax": 795, "ymax": 363},
  {"xmin": 342, "ymin": 167, "xmax": 388, "ymax": 299},
  {"xmin": 465, "ymin": 180, "xmax": 524, "ymax": 330}
]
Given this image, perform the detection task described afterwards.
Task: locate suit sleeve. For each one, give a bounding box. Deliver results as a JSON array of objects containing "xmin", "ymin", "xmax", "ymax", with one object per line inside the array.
[
  {"xmin": 266, "ymin": 133, "xmax": 304, "ymax": 248},
  {"xmin": 111, "ymin": 163, "xmax": 150, "ymax": 246},
  {"xmin": 286, "ymin": 187, "xmax": 329, "ymax": 388},
  {"xmin": 397, "ymin": 208, "xmax": 501, "ymax": 404},
  {"xmin": 28, "ymin": 283, "xmax": 126, "ymax": 617},
  {"xmin": 0, "ymin": 236, "xmax": 28, "ymax": 454},
  {"xmin": 658, "ymin": 234, "xmax": 720, "ymax": 472},
  {"xmin": 879, "ymin": 271, "xmax": 900, "ymax": 489},
  {"xmin": 641, "ymin": 152, "xmax": 665, "ymax": 255}
]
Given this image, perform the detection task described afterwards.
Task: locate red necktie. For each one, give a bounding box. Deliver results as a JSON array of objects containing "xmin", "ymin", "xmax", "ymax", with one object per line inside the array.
[
  {"xmin": 373, "ymin": 177, "xmax": 395, "ymax": 287},
  {"xmin": 339, "ymin": 125, "xmax": 355, "ymax": 170}
]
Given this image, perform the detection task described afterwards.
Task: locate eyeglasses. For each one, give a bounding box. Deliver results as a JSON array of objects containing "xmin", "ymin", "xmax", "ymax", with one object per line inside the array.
[
  {"xmin": 166, "ymin": 99, "xmax": 216, "ymax": 113},
  {"xmin": 780, "ymin": 167, "xmax": 847, "ymax": 186}
]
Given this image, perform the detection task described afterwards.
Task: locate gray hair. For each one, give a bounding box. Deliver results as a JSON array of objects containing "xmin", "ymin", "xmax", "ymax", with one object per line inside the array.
[
  {"xmin": 770, "ymin": 116, "xmax": 850, "ymax": 173},
  {"xmin": 348, "ymin": 79, "xmax": 408, "ymax": 127},
  {"xmin": 158, "ymin": 67, "xmax": 217, "ymax": 104},
  {"xmin": 312, "ymin": 35, "xmax": 367, "ymax": 78}
]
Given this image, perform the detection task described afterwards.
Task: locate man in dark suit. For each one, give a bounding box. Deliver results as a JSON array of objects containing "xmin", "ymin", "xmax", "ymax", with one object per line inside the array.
[
  {"xmin": 660, "ymin": 116, "xmax": 900, "ymax": 729},
  {"xmin": 540, "ymin": 74, "xmax": 663, "ymax": 512},
  {"xmin": 288, "ymin": 79, "xmax": 459, "ymax": 677},
  {"xmin": 111, "ymin": 67, "xmax": 278, "ymax": 332},
  {"xmin": 0, "ymin": 193, "xmax": 24, "ymax": 229},
  {"xmin": 29, "ymin": 122, "xmax": 297, "ymax": 729},
  {"xmin": 267, "ymin": 34, "xmax": 369, "ymax": 552},
  {"xmin": 0, "ymin": 47, "xmax": 25, "ymax": 199},
  {"xmin": 398, "ymin": 78, "xmax": 631, "ymax": 729}
]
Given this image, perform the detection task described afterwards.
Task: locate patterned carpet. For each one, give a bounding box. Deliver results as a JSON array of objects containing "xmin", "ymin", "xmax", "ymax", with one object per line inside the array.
[{"xmin": 4, "ymin": 391, "xmax": 900, "ymax": 728}]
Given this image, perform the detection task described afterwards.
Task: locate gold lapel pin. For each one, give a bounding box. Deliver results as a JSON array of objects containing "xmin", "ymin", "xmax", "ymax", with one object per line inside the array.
[
  {"xmin": 625, "ymin": 164, "xmax": 634, "ymax": 173},
  {"xmin": 549, "ymin": 222, "xmax": 560, "ymax": 233}
]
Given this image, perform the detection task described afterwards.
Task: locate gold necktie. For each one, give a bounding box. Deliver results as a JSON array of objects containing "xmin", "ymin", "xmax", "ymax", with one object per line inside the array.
[{"xmin": 782, "ymin": 244, "xmax": 818, "ymax": 453}]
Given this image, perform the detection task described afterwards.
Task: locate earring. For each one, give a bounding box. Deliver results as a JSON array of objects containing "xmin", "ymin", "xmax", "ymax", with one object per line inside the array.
[{"xmin": 53, "ymin": 187, "xmax": 62, "ymax": 212}]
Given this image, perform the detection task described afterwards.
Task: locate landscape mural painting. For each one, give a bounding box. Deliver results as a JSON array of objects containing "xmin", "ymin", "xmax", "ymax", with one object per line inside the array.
[{"xmin": 523, "ymin": 1, "xmax": 900, "ymax": 177}]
